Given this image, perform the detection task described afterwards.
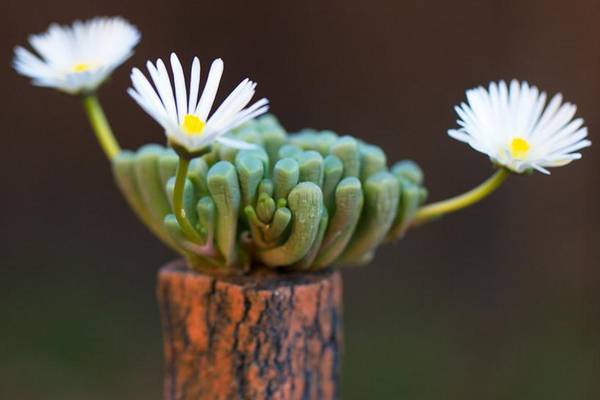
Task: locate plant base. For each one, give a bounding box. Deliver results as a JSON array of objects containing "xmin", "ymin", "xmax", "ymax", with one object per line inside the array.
[{"xmin": 157, "ymin": 259, "xmax": 343, "ymax": 400}]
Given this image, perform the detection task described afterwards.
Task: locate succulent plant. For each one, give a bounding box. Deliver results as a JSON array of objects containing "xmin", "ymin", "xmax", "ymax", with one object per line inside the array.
[
  {"xmin": 113, "ymin": 114, "xmax": 427, "ymax": 274},
  {"xmin": 15, "ymin": 16, "xmax": 589, "ymax": 277}
]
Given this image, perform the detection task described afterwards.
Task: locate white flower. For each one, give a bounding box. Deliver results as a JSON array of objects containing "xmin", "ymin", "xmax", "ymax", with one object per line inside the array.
[
  {"xmin": 448, "ymin": 80, "xmax": 591, "ymax": 174},
  {"xmin": 128, "ymin": 53, "xmax": 269, "ymax": 154},
  {"xmin": 13, "ymin": 17, "xmax": 140, "ymax": 94}
]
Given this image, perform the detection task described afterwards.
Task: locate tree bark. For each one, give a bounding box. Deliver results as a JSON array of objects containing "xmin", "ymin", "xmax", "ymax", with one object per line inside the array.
[{"xmin": 157, "ymin": 259, "xmax": 343, "ymax": 400}]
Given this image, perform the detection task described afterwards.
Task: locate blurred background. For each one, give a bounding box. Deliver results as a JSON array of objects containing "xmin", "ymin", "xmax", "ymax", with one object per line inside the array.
[{"xmin": 2, "ymin": 0, "xmax": 600, "ymax": 398}]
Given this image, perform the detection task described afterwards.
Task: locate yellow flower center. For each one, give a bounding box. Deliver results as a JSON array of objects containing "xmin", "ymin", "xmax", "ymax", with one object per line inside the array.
[
  {"xmin": 509, "ymin": 137, "xmax": 530, "ymax": 160},
  {"xmin": 181, "ymin": 114, "xmax": 206, "ymax": 136},
  {"xmin": 72, "ymin": 63, "xmax": 93, "ymax": 73}
]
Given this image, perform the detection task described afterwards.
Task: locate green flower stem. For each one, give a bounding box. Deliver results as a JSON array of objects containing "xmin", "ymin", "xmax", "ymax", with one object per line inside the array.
[
  {"xmin": 82, "ymin": 94, "xmax": 121, "ymax": 160},
  {"xmin": 412, "ymin": 168, "xmax": 510, "ymax": 225},
  {"xmin": 173, "ymin": 157, "xmax": 204, "ymax": 244}
]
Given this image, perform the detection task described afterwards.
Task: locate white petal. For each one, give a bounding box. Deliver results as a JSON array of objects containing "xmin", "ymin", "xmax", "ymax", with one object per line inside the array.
[
  {"xmin": 547, "ymin": 137, "xmax": 591, "ymax": 157},
  {"xmin": 196, "ymin": 58, "xmax": 224, "ymax": 120},
  {"xmin": 216, "ymin": 136, "xmax": 259, "ymax": 150},
  {"xmin": 206, "ymin": 80, "xmax": 255, "ymax": 131},
  {"xmin": 219, "ymin": 99, "xmax": 270, "ymax": 132},
  {"xmin": 539, "ymin": 127, "xmax": 588, "ymax": 157},
  {"xmin": 188, "ymin": 57, "xmax": 201, "ymax": 115},
  {"xmin": 128, "ymin": 88, "xmax": 168, "ymax": 128},
  {"xmin": 531, "ymin": 164, "xmax": 551, "ymax": 175},
  {"xmin": 153, "ymin": 59, "xmax": 178, "ymax": 121},
  {"xmin": 448, "ymin": 129, "xmax": 471, "ymax": 143},
  {"xmin": 170, "ymin": 53, "xmax": 188, "ymax": 124},
  {"xmin": 130, "ymin": 68, "xmax": 168, "ymax": 121}
]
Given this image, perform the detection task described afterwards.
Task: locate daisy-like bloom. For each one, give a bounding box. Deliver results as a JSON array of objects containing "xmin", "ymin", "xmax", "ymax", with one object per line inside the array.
[
  {"xmin": 448, "ymin": 80, "xmax": 591, "ymax": 174},
  {"xmin": 13, "ymin": 17, "xmax": 140, "ymax": 94},
  {"xmin": 128, "ymin": 53, "xmax": 269, "ymax": 155}
]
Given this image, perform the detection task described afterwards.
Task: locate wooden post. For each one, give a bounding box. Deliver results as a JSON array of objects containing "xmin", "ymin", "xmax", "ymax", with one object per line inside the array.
[{"xmin": 157, "ymin": 260, "xmax": 343, "ymax": 400}]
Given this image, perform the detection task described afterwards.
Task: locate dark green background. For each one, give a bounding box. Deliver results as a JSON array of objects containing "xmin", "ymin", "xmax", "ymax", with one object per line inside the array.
[{"xmin": 2, "ymin": 0, "xmax": 599, "ymax": 398}]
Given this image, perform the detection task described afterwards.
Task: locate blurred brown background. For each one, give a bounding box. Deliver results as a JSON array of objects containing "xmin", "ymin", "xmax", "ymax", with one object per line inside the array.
[{"xmin": 2, "ymin": 0, "xmax": 600, "ymax": 399}]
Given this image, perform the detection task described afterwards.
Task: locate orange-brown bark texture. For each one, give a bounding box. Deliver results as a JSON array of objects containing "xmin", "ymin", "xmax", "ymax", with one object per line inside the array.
[{"xmin": 157, "ymin": 260, "xmax": 343, "ymax": 400}]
